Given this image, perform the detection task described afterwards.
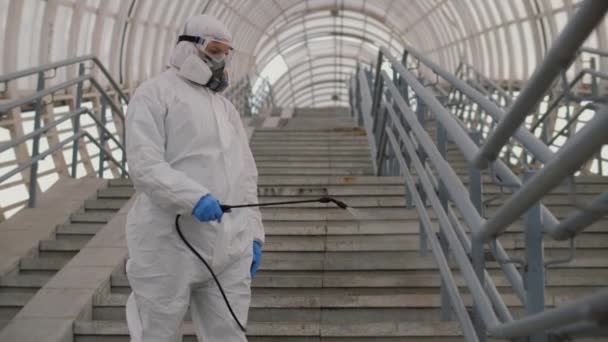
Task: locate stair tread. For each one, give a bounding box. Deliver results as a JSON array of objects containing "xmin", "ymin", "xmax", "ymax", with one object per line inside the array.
[
  {"xmin": 73, "ymin": 320, "xmax": 462, "ymax": 337},
  {"xmin": 0, "ymin": 273, "xmax": 52, "ymax": 288},
  {"xmin": 0, "ymin": 292, "xmax": 35, "ymax": 306},
  {"xmin": 95, "ymin": 291, "xmax": 529, "ymax": 308}
]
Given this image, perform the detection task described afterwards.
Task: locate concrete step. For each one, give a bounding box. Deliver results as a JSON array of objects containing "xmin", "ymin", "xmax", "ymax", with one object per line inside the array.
[
  {"xmin": 0, "ymin": 273, "xmax": 52, "ymax": 289},
  {"xmin": 106, "ymin": 178, "xmax": 134, "ymax": 187},
  {"xmin": 0, "ymin": 292, "xmax": 35, "ymax": 307},
  {"xmin": 251, "ymin": 141, "xmax": 371, "ymax": 147},
  {"xmin": 254, "ymin": 127, "xmax": 366, "ymax": 133},
  {"xmin": 251, "ymin": 137, "xmax": 370, "ymax": 143},
  {"xmin": 38, "ymin": 238, "xmax": 88, "ymax": 252},
  {"xmin": 110, "ymin": 259, "xmax": 608, "ymax": 289},
  {"xmin": 19, "ymin": 255, "xmax": 72, "ymax": 271},
  {"xmin": 253, "ymin": 194, "xmax": 604, "ymax": 208},
  {"xmin": 252, "ymin": 146, "xmax": 370, "ymax": 152},
  {"xmin": 258, "ymin": 207, "xmax": 418, "ymax": 221},
  {"xmin": 252, "ymin": 130, "xmax": 366, "ymax": 135},
  {"xmin": 97, "ymin": 187, "xmax": 135, "ymax": 199},
  {"xmin": 251, "ymin": 138, "xmax": 370, "ymax": 144},
  {"xmin": 257, "ymin": 185, "xmax": 404, "ymax": 196},
  {"xmin": 74, "ymin": 320, "xmax": 469, "ymax": 341},
  {"xmin": 70, "ymin": 210, "xmax": 119, "ymax": 223},
  {"xmin": 256, "ymin": 182, "xmax": 606, "ymax": 197},
  {"xmin": 253, "ymin": 151, "xmax": 371, "ymax": 157},
  {"xmin": 193, "ymin": 231, "xmax": 604, "ymax": 253},
  {"xmin": 258, "ymin": 168, "xmax": 374, "ymax": 176},
  {"xmin": 84, "ymin": 199, "xmax": 129, "ymax": 210},
  {"xmin": 257, "ymin": 176, "xmax": 403, "ymax": 186},
  {"xmin": 91, "ymin": 292, "xmax": 529, "ymax": 322},
  {"xmin": 261, "ymin": 220, "xmax": 608, "ymax": 235},
  {"xmin": 55, "ymin": 223, "xmax": 105, "ymax": 235},
  {"xmin": 254, "ymin": 156, "xmax": 373, "ymax": 163},
  {"xmin": 0, "ymin": 308, "xmax": 20, "ymax": 322},
  {"xmin": 100, "ymin": 178, "xmax": 606, "ymax": 200},
  {"xmin": 256, "ymin": 162, "xmax": 372, "ymax": 168},
  {"xmin": 256, "ymin": 206, "xmax": 608, "ymax": 222}
]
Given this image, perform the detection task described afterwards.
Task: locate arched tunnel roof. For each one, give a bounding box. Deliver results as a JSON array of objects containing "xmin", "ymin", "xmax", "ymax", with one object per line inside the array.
[
  {"xmin": 2, "ymin": 0, "xmax": 606, "ymax": 108},
  {"xmin": 0, "ymin": 1, "xmax": 607, "ymax": 218}
]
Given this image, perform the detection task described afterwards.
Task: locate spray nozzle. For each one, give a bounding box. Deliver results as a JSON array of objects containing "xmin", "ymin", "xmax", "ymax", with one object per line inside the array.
[{"xmin": 319, "ymin": 196, "xmax": 348, "ymax": 209}]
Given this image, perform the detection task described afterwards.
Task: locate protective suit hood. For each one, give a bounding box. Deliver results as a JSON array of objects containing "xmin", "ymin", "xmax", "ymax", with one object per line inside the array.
[{"xmin": 169, "ymin": 15, "xmax": 233, "ymax": 90}]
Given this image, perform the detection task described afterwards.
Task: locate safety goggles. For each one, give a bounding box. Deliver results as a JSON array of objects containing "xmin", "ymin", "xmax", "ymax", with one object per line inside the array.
[{"xmin": 178, "ymin": 35, "xmax": 233, "ymax": 67}]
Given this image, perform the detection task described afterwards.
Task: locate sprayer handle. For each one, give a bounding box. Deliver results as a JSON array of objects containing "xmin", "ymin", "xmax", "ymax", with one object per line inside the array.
[{"xmin": 220, "ymin": 204, "xmax": 232, "ymax": 213}]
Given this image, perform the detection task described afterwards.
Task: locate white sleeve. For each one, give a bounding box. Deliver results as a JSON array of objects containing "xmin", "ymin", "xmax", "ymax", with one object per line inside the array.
[
  {"xmin": 126, "ymin": 84, "xmax": 208, "ymax": 214},
  {"xmin": 232, "ymin": 107, "xmax": 265, "ymax": 244}
]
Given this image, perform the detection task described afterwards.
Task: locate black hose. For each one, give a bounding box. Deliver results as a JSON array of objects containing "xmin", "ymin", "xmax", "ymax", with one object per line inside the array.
[
  {"xmin": 173, "ymin": 197, "xmax": 348, "ymax": 333},
  {"xmin": 174, "ymin": 215, "xmax": 247, "ymax": 333}
]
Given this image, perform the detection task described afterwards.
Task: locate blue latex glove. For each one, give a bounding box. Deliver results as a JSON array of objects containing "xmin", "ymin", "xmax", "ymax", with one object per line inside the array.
[
  {"xmin": 192, "ymin": 194, "xmax": 223, "ymax": 222},
  {"xmin": 251, "ymin": 240, "xmax": 263, "ymax": 278}
]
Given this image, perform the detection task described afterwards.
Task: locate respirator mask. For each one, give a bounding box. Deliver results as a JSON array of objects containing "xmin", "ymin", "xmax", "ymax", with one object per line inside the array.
[{"xmin": 177, "ymin": 35, "xmax": 232, "ymax": 92}]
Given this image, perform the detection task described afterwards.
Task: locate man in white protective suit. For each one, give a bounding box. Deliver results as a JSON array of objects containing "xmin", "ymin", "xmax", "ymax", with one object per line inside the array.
[{"xmin": 124, "ymin": 14, "xmax": 264, "ymax": 342}]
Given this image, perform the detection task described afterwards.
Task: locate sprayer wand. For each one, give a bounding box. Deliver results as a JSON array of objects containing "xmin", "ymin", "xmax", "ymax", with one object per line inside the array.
[{"xmin": 219, "ymin": 196, "xmax": 348, "ymax": 212}]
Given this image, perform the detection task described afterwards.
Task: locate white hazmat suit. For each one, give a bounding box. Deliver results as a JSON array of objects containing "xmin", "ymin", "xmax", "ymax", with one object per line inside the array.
[{"xmin": 124, "ymin": 14, "xmax": 264, "ymax": 342}]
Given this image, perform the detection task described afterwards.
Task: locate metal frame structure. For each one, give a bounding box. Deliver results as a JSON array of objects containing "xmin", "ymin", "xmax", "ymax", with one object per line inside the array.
[
  {"xmin": 349, "ymin": 2, "xmax": 608, "ymax": 339},
  {"xmin": 2, "ymin": 0, "xmax": 606, "ymax": 107}
]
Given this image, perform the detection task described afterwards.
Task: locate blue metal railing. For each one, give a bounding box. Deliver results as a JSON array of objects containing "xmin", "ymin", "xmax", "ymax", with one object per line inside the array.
[{"xmin": 349, "ymin": 2, "xmax": 608, "ymax": 338}]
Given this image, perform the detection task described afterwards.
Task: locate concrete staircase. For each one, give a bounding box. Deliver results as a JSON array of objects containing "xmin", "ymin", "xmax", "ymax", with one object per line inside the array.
[
  {"xmin": 0, "ymin": 180, "xmax": 131, "ymax": 330},
  {"xmin": 74, "ymin": 108, "xmax": 608, "ymax": 341},
  {"xmin": 71, "ymin": 108, "xmax": 465, "ymax": 341},
  {"xmin": 3, "ymin": 107, "xmax": 606, "ymax": 341}
]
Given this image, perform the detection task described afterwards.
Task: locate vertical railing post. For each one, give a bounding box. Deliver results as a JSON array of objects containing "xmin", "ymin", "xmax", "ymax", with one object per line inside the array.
[
  {"xmin": 437, "ymin": 122, "xmax": 452, "ymax": 320},
  {"xmin": 356, "ymin": 71, "xmax": 363, "ymax": 126},
  {"xmin": 469, "ymin": 131, "xmax": 486, "ymax": 341},
  {"xmin": 395, "ymin": 58, "xmax": 414, "ymax": 207},
  {"xmin": 590, "ymin": 57, "xmax": 598, "ymax": 98},
  {"xmin": 27, "ymin": 71, "xmax": 46, "ymax": 208},
  {"xmin": 98, "ymin": 98, "xmax": 107, "ymax": 178},
  {"xmin": 523, "ymin": 170, "xmax": 547, "ymax": 342},
  {"xmin": 371, "ymin": 51, "xmax": 385, "ymax": 150},
  {"xmin": 416, "ymin": 95, "xmax": 428, "ymax": 256},
  {"xmin": 71, "ymin": 63, "xmax": 85, "ymax": 178}
]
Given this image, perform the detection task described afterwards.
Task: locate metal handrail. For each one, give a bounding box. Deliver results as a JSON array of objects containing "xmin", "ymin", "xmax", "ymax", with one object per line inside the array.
[
  {"xmin": 0, "ymin": 74, "xmax": 126, "ymax": 124},
  {"xmin": 546, "ymin": 103, "xmax": 598, "ymax": 146},
  {"xmin": 529, "ymin": 68, "xmax": 608, "ymax": 133},
  {"xmin": 0, "ymin": 108, "xmax": 124, "ymax": 157},
  {"xmin": 0, "ymin": 54, "xmax": 128, "ymax": 104},
  {"xmin": 399, "ymin": 49, "xmax": 608, "ymax": 240},
  {"xmin": 351, "ymin": 42, "xmax": 608, "ymax": 340},
  {"xmin": 476, "ymin": 104, "xmax": 608, "ymax": 241},
  {"xmin": 454, "ymin": 56, "xmax": 607, "ymax": 175},
  {"xmin": 0, "ymin": 130, "xmax": 127, "ymax": 185},
  {"xmin": 401, "ymin": 45, "xmax": 555, "ymax": 166},
  {"xmin": 385, "ymin": 128, "xmax": 479, "ymax": 342},
  {"xmin": 0, "ymin": 56, "xmax": 128, "ymax": 209},
  {"xmin": 580, "ymin": 46, "xmax": 608, "ymax": 58},
  {"xmin": 458, "ymin": 63, "xmax": 513, "ymax": 106},
  {"xmin": 473, "ymin": 0, "xmax": 608, "ymax": 168}
]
